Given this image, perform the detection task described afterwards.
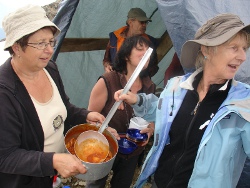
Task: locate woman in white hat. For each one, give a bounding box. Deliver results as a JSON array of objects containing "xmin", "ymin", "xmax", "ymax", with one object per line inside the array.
[
  {"xmin": 114, "ymin": 13, "xmax": 250, "ymax": 188},
  {"xmin": 0, "ymin": 4, "xmax": 116, "ymax": 188}
]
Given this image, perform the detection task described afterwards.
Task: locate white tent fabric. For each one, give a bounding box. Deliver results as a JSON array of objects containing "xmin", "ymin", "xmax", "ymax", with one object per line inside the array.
[
  {"xmin": 0, "ymin": 41, "xmax": 10, "ymax": 66},
  {"xmin": 51, "ymin": 0, "xmax": 250, "ymax": 108},
  {"xmin": 54, "ymin": 0, "xmax": 171, "ymax": 108}
]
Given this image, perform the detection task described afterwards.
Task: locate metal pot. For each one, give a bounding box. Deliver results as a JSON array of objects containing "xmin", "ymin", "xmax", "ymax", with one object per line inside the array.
[{"xmin": 64, "ymin": 123, "xmax": 118, "ymax": 181}]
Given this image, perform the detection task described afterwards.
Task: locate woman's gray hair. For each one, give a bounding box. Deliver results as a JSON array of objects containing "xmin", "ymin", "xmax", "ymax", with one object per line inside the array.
[
  {"xmin": 195, "ymin": 47, "xmax": 217, "ymax": 69},
  {"xmin": 195, "ymin": 30, "xmax": 250, "ymax": 69}
]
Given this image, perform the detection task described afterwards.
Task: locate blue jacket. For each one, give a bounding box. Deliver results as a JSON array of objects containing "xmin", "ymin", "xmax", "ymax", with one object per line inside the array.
[{"xmin": 133, "ymin": 69, "xmax": 250, "ymax": 188}]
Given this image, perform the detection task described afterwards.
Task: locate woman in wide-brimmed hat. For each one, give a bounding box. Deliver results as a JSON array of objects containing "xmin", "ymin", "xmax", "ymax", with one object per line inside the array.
[
  {"xmin": 0, "ymin": 4, "xmax": 120, "ymax": 188},
  {"xmin": 114, "ymin": 13, "xmax": 250, "ymax": 188}
]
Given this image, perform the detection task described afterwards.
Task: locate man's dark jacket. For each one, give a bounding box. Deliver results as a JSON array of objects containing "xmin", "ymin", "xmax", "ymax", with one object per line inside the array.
[{"xmin": 103, "ymin": 26, "xmax": 159, "ymax": 77}]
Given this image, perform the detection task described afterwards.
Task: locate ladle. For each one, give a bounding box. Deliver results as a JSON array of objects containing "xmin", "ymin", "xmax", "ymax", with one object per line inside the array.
[
  {"xmin": 98, "ymin": 47, "xmax": 153, "ymax": 133},
  {"xmin": 74, "ymin": 130, "xmax": 109, "ymax": 163},
  {"xmin": 75, "ymin": 47, "xmax": 153, "ymax": 163}
]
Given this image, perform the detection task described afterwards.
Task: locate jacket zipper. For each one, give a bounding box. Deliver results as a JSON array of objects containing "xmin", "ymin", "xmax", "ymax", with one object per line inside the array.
[
  {"xmin": 191, "ymin": 101, "xmax": 200, "ymax": 115},
  {"xmin": 166, "ymin": 98, "xmax": 201, "ymax": 187}
]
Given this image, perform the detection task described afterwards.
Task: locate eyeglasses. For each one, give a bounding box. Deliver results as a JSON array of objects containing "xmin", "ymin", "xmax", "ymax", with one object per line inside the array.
[
  {"xmin": 131, "ymin": 19, "xmax": 149, "ymax": 25},
  {"xmin": 27, "ymin": 40, "xmax": 57, "ymax": 50},
  {"xmin": 139, "ymin": 21, "xmax": 149, "ymax": 25}
]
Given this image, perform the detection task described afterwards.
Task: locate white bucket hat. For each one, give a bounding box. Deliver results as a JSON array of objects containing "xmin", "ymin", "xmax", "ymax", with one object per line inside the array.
[
  {"xmin": 180, "ymin": 13, "xmax": 250, "ymax": 69},
  {"xmin": 2, "ymin": 4, "xmax": 60, "ymax": 50}
]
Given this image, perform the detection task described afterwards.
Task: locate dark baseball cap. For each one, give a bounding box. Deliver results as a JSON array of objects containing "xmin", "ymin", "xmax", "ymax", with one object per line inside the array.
[{"xmin": 127, "ymin": 8, "xmax": 152, "ymax": 22}]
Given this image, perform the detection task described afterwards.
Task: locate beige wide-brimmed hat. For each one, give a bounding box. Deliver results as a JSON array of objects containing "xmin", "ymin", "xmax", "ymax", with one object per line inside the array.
[
  {"xmin": 2, "ymin": 4, "xmax": 60, "ymax": 50},
  {"xmin": 180, "ymin": 13, "xmax": 250, "ymax": 69}
]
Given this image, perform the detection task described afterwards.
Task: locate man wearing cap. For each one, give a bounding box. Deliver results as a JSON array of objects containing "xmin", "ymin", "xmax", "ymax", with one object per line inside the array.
[{"xmin": 103, "ymin": 8, "xmax": 159, "ymax": 77}]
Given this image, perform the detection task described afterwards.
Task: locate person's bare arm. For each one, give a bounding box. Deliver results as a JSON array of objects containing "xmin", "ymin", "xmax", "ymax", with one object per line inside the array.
[
  {"xmin": 88, "ymin": 78, "xmax": 120, "ymax": 139},
  {"xmin": 88, "ymin": 78, "xmax": 108, "ymax": 112}
]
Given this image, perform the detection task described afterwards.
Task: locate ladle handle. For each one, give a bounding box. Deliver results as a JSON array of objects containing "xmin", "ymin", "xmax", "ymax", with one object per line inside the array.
[{"xmin": 98, "ymin": 47, "xmax": 153, "ymax": 133}]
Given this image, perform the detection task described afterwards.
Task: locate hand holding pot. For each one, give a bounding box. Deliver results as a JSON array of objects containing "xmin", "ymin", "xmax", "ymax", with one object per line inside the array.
[
  {"xmin": 86, "ymin": 112, "xmax": 105, "ymax": 125},
  {"xmin": 107, "ymin": 127, "xmax": 120, "ymax": 140},
  {"xmin": 53, "ymin": 153, "xmax": 87, "ymax": 178}
]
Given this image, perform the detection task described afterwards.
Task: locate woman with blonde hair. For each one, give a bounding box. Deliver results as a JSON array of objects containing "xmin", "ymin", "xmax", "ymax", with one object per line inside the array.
[{"xmin": 115, "ymin": 13, "xmax": 250, "ymax": 188}]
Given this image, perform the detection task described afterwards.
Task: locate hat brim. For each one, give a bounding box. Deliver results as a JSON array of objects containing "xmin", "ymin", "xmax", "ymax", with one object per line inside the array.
[
  {"xmin": 4, "ymin": 19, "xmax": 60, "ymax": 50},
  {"xmin": 136, "ymin": 17, "xmax": 152, "ymax": 22},
  {"xmin": 180, "ymin": 24, "xmax": 250, "ymax": 69}
]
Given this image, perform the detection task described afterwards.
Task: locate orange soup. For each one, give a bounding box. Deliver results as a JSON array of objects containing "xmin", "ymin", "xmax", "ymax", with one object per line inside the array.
[{"xmin": 75, "ymin": 138, "xmax": 109, "ymax": 163}]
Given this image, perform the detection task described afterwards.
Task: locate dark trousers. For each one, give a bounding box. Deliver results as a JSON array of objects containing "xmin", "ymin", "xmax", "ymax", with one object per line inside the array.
[
  {"xmin": 237, "ymin": 158, "xmax": 250, "ymax": 188},
  {"xmin": 151, "ymin": 181, "xmax": 158, "ymax": 188},
  {"xmin": 86, "ymin": 154, "xmax": 140, "ymax": 188}
]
